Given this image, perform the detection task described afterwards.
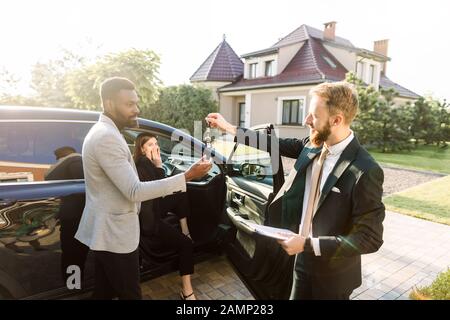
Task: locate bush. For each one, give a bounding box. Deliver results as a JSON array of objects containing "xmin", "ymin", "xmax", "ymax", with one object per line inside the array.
[
  {"xmin": 144, "ymin": 85, "xmax": 218, "ymax": 135},
  {"xmin": 410, "ymin": 268, "xmax": 450, "ymax": 300}
]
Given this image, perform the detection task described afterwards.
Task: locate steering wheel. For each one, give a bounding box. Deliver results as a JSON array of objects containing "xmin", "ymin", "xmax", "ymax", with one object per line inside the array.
[{"xmin": 162, "ymin": 162, "xmax": 176, "ymax": 176}]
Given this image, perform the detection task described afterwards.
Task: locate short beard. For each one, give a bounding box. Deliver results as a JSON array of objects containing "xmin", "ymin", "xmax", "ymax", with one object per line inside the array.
[
  {"xmin": 310, "ymin": 122, "xmax": 331, "ymax": 147},
  {"xmin": 127, "ymin": 119, "xmax": 139, "ymax": 128}
]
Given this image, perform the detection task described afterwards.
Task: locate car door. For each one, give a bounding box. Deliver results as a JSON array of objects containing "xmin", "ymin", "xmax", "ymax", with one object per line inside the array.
[
  {"xmin": 121, "ymin": 126, "xmax": 228, "ymax": 273},
  {"xmin": 220, "ymin": 125, "xmax": 294, "ymax": 300},
  {"xmin": 0, "ymin": 119, "xmax": 96, "ymax": 299}
]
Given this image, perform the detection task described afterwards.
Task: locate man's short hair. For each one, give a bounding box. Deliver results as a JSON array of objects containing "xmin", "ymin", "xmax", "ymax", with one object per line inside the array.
[
  {"xmin": 100, "ymin": 77, "xmax": 136, "ymax": 104},
  {"xmin": 54, "ymin": 146, "xmax": 76, "ymax": 160},
  {"xmin": 309, "ymin": 81, "xmax": 359, "ymax": 124}
]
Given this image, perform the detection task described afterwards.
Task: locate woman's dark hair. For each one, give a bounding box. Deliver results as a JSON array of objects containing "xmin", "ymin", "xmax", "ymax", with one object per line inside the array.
[{"xmin": 133, "ymin": 132, "xmax": 157, "ymax": 163}]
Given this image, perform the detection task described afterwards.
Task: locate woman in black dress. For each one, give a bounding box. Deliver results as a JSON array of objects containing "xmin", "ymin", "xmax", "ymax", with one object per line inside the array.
[{"xmin": 134, "ymin": 132, "xmax": 196, "ymax": 300}]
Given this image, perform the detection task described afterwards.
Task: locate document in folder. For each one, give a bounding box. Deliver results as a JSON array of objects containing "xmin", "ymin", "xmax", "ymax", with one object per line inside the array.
[{"xmin": 242, "ymin": 221, "xmax": 297, "ymax": 241}]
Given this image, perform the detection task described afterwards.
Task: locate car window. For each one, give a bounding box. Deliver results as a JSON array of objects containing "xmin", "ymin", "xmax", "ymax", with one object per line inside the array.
[
  {"xmin": 211, "ymin": 134, "xmax": 236, "ymax": 160},
  {"xmin": 0, "ymin": 121, "xmax": 94, "ymax": 183},
  {"xmin": 124, "ymin": 129, "xmax": 220, "ymax": 182},
  {"xmin": 229, "ymin": 142, "xmax": 273, "ymax": 187}
]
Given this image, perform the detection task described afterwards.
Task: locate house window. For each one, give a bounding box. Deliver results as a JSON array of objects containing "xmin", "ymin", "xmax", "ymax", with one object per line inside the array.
[
  {"xmin": 356, "ymin": 61, "xmax": 364, "ymax": 80},
  {"xmin": 282, "ymin": 100, "xmax": 303, "ymax": 125},
  {"xmin": 238, "ymin": 103, "xmax": 246, "ymax": 127},
  {"xmin": 249, "ymin": 63, "xmax": 257, "ymax": 79},
  {"xmin": 265, "ymin": 60, "xmax": 274, "ymax": 77},
  {"xmin": 369, "ymin": 64, "xmax": 376, "ymax": 84}
]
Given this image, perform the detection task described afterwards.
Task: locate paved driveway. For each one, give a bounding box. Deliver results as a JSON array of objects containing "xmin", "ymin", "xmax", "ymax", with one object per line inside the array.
[
  {"xmin": 353, "ymin": 211, "xmax": 450, "ymax": 300},
  {"xmin": 140, "ymin": 210, "xmax": 450, "ymax": 300}
]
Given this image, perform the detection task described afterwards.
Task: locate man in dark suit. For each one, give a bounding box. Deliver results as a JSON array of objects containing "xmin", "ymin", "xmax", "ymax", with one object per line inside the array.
[
  {"xmin": 206, "ymin": 81, "xmax": 385, "ymax": 300},
  {"xmin": 45, "ymin": 146, "xmax": 88, "ymax": 284}
]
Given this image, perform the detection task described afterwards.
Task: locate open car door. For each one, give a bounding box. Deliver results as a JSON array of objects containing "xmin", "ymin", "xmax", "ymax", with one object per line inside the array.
[{"xmin": 221, "ymin": 125, "xmax": 294, "ymax": 299}]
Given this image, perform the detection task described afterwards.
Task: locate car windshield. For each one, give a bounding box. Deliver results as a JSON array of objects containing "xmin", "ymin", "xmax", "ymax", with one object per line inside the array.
[{"xmin": 212, "ymin": 133, "xmax": 273, "ymax": 186}]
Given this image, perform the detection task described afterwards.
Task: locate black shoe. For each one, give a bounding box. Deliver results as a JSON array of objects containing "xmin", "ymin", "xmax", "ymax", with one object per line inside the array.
[{"xmin": 180, "ymin": 291, "xmax": 195, "ymax": 300}]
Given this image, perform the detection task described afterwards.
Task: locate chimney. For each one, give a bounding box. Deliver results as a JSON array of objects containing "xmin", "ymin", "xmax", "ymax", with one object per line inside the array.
[
  {"xmin": 323, "ymin": 21, "xmax": 337, "ymax": 41},
  {"xmin": 374, "ymin": 39, "xmax": 389, "ymax": 75}
]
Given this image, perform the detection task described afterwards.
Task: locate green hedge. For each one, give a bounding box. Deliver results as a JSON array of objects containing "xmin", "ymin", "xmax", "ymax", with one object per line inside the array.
[{"xmin": 410, "ymin": 268, "xmax": 450, "ymax": 300}]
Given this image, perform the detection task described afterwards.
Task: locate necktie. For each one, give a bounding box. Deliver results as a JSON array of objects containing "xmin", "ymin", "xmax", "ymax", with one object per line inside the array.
[{"xmin": 299, "ymin": 145, "xmax": 330, "ymax": 238}]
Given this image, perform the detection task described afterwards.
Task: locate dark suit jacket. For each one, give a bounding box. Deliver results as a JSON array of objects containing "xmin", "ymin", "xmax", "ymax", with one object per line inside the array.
[
  {"xmin": 45, "ymin": 153, "xmax": 84, "ymax": 181},
  {"xmin": 44, "ymin": 153, "xmax": 85, "ymax": 223},
  {"xmin": 235, "ymin": 128, "xmax": 385, "ymax": 294},
  {"xmin": 135, "ymin": 156, "xmax": 166, "ymax": 236}
]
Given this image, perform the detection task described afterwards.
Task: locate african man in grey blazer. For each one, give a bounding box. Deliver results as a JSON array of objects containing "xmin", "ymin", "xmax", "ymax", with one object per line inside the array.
[
  {"xmin": 206, "ymin": 82, "xmax": 385, "ymax": 300},
  {"xmin": 75, "ymin": 77, "xmax": 211, "ymax": 299}
]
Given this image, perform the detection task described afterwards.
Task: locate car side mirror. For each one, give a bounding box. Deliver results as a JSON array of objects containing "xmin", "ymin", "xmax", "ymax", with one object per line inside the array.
[{"xmin": 239, "ymin": 163, "xmax": 267, "ymax": 180}]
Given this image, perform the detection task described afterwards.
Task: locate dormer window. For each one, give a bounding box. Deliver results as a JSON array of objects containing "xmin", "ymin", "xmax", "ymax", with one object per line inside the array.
[
  {"xmin": 249, "ymin": 63, "xmax": 257, "ymax": 79},
  {"xmin": 356, "ymin": 61, "xmax": 364, "ymax": 79},
  {"xmin": 322, "ymin": 55, "xmax": 337, "ymax": 69},
  {"xmin": 369, "ymin": 64, "xmax": 376, "ymax": 84},
  {"xmin": 265, "ymin": 60, "xmax": 274, "ymax": 77}
]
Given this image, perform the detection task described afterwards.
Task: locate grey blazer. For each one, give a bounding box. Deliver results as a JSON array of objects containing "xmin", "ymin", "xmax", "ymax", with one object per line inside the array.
[{"xmin": 75, "ymin": 114, "xmax": 186, "ymax": 253}]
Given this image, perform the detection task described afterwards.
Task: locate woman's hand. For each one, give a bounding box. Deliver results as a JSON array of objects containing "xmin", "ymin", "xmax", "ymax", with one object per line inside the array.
[{"xmin": 149, "ymin": 146, "xmax": 163, "ymax": 168}]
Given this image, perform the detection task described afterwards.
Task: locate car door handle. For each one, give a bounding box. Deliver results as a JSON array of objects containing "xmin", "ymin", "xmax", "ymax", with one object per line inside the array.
[
  {"xmin": 232, "ymin": 194, "xmax": 244, "ymax": 206},
  {"xmin": 226, "ymin": 207, "xmax": 255, "ymax": 235}
]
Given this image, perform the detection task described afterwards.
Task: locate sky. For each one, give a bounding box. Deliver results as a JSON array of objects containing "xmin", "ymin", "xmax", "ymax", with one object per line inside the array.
[{"xmin": 1, "ymin": 0, "xmax": 450, "ymax": 101}]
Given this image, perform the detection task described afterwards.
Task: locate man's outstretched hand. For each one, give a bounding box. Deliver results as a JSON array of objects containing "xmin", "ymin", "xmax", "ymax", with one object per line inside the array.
[
  {"xmin": 205, "ymin": 113, "xmax": 237, "ymax": 135},
  {"xmin": 184, "ymin": 156, "xmax": 212, "ymax": 182}
]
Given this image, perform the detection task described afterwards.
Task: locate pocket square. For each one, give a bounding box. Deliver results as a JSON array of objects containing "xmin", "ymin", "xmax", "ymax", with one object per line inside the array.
[{"xmin": 331, "ymin": 187, "xmax": 341, "ymax": 193}]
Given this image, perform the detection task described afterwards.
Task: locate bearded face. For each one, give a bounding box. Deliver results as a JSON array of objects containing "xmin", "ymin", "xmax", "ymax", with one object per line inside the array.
[
  {"xmin": 309, "ymin": 119, "xmax": 332, "ymax": 147},
  {"xmin": 305, "ymin": 95, "xmax": 333, "ymax": 148},
  {"xmin": 106, "ymin": 89, "xmax": 140, "ymax": 129}
]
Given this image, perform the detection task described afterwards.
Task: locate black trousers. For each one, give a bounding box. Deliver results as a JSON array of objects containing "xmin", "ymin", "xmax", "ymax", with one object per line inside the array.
[
  {"xmin": 152, "ymin": 220, "xmax": 194, "ymax": 276},
  {"xmin": 159, "ymin": 192, "xmax": 190, "ymax": 220},
  {"xmin": 290, "ymin": 257, "xmax": 352, "ymax": 300},
  {"xmin": 60, "ymin": 218, "xmax": 89, "ymax": 284},
  {"xmin": 91, "ymin": 249, "xmax": 142, "ymax": 300},
  {"xmin": 145, "ymin": 193, "xmax": 194, "ymax": 276}
]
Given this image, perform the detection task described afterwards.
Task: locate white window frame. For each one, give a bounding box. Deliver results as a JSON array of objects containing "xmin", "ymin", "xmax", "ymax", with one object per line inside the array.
[
  {"xmin": 238, "ymin": 102, "xmax": 246, "ymax": 127},
  {"xmin": 265, "ymin": 60, "xmax": 274, "ymax": 77},
  {"xmin": 277, "ymin": 96, "xmax": 306, "ymax": 126},
  {"xmin": 356, "ymin": 61, "xmax": 365, "ymax": 80},
  {"xmin": 249, "ymin": 63, "xmax": 257, "ymax": 79},
  {"xmin": 244, "ymin": 94, "xmax": 252, "ymax": 128},
  {"xmin": 369, "ymin": 64, "xmax": 376, "ymax": 84}
]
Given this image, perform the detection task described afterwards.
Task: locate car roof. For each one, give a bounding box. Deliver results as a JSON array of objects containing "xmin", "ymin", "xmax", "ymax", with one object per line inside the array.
[
  {"xmin": 0, "ymin": 105, "xmax": 227, "ymax": 163},
  {"xmin": 0, "ymin": 105, "xmax": 173, "ymax": 131}
]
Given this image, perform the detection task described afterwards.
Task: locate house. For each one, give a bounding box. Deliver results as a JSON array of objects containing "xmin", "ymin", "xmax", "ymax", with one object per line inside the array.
[{"xmin": 190, "ymin": 22, "xmax": 421, "ymax": 138}]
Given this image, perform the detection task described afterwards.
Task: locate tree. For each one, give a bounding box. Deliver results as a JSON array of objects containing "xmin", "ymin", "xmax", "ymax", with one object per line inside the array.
[
  {"xmin": 145, "ymin": 85, "xmax": 218, "ymax": 134},
  {"xmin": 429, "ymin": 99, "xmax": 450, "ymax": 147},
  {"xmin": 0, "ymin": 68, "xmax": 38, "ymax": 106},
  {"xmin": 377, "ymin": 89, "xmax": 413, "ymax": 152},
  {"xmin": 64, "ymin": 49, "xmax": 162, "ymax": 110},
  {"xmin": 347, "ymin": 72, "xmax": 413, "ymax": 152},
  {"xmin": 30, "ymin": 49, "xmax": 86, "ymax": 107},
  {"xmin": 347, "ymin": 72, "xmax": 382, "ymax": 146}
]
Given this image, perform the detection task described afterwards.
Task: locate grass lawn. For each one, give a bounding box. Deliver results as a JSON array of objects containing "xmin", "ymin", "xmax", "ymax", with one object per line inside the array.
[
  {"xmin": 369, "ymin": 144, "xmax": 450, "ymax": 174},
  {"xmin": 383, "ymin": 175, "xmax": 450, "ymax": 225}
]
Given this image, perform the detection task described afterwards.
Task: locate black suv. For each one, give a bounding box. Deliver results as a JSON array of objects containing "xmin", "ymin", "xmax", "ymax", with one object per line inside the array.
[{"xmin": 0, "ymin": 106, "xmax": 293, "ymax": 299}]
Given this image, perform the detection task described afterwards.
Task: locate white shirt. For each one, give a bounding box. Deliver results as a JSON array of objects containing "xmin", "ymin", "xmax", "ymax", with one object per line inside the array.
[{"xmin": 300, "ymin": 130, "xmax": 355, "ymax": 256}]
